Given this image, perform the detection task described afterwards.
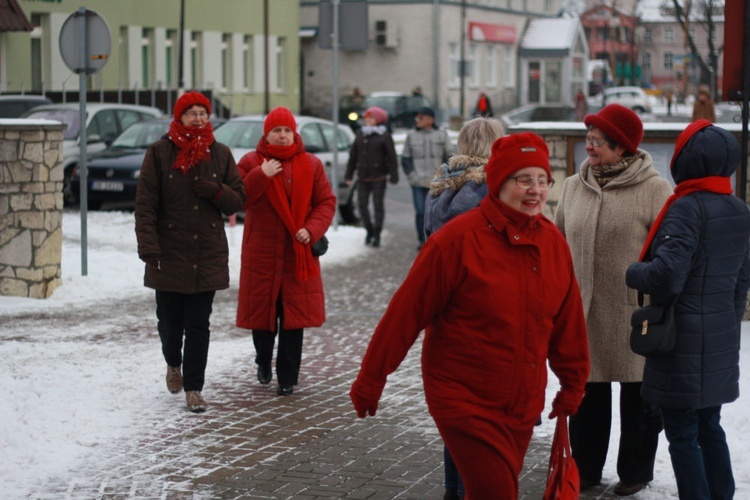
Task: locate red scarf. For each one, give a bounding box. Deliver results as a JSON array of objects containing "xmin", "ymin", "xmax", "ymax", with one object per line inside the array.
[
  {"xmin": 638, "ymin": 176, "xmax": 732, "ymax": 261},
  {"xmin": 257, "ymin": 134, "xmax": 317, "ymax": 282},
  {"xmin": 168, "ymin": 120, "xmax": 215, "ymax": 174}
]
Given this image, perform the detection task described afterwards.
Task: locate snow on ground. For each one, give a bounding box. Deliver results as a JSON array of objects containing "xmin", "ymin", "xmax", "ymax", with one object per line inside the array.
[{"xmin": 1, "ymin": 211, "xmax": 749, "ymax": 498}]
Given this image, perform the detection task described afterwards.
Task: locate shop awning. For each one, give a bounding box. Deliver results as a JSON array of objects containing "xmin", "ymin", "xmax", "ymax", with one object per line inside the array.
[{"xmin": 0, "ymin": 0, "xmax": 33, "ymax": 32}]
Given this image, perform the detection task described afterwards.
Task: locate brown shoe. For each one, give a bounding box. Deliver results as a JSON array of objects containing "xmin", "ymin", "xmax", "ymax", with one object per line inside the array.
[
  {"xmin": 166, "ymin": 365, "xmax": 182, "ymax": 394},
  {"xmin": 185, "ymin": 391, "xmax": 207, "ymax": 413},
  {"xmin": 614, "ymin": 481, "xmax": 647, "ymax": 496}
]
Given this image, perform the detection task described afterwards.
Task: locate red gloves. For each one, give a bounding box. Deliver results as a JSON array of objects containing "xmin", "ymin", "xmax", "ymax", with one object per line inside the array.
[
  {"xmin": 350, "ymin": 375, "xmax": 385, "ymax": 418},
  {"xmin": 549, "ymin": 389, "xmax": 584, "ymax": 419},
  {"xmin": 193, "ymin": 179, "xmax": 222, "ymax": 199}
]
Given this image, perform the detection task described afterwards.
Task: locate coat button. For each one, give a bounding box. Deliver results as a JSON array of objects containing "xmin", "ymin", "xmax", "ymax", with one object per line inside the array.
[
  {"xmin": 514, "ymin": 235, "xmax": 520, "ymax": 240},
  {"xmin": 193, "ymin": 234, "xmax": 198, "ymax": 240},
  {"xmin": 532, "ymin": 266, "xmax": 538, "ymax": 272},
  {"xmin": 194, "ymin": 205, "xmax": 199, "ymax": 210},
  {"xmin": 193, "ymin": 264, "xmax": 198, "ymax": 269}
]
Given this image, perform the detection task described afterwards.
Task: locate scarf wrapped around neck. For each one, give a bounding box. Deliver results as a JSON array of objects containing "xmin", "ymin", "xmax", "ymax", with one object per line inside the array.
[
  {"xmin": 257, "ymin": 134, "xmax": 318, "ymax": 282},
  {"xmin": 638, "ymin": 176, "xmax": 733, "ymax": 261},
  {"xmin": 168, "ymin": 120, "xmax": 215, "ymax": 174}
]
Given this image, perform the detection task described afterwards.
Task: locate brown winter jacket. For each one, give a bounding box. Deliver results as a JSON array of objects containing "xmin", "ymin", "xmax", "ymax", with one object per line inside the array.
[
  {"xmin": 345, "ymin": 128, "xmax": 399, "ymax": 182},
  {"xmin": 135, "ymin": 137, "xmax": 246, "ymax": 293}
]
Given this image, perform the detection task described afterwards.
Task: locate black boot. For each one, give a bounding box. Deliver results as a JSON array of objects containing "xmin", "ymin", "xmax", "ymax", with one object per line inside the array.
[
  {"xmin": 371, "ymin": 229, "xmax": 381, "ymax": 248},
  {"xmin": 257, "ymin": 364, "xmax": 272, "ymax": 385},
  {"xmin": 364, "ymin": 226, "xmax": 373, "ymax": 245}
]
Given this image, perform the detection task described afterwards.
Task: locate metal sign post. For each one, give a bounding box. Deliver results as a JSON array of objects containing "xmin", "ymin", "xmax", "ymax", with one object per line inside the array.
[{"xmin": 59, "ymin": 8, "xmax": 111, "ymax": 276}]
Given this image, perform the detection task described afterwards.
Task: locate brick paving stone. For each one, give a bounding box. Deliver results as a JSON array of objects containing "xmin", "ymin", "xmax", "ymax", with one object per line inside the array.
[{"xmin": 22, "ymin": 186, "xmax": 624, "ymax": 499}]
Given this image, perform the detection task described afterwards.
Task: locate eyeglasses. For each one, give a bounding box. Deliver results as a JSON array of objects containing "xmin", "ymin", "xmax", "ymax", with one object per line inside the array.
[
  {"xmin": 584, "ymin": 136, "xmax": 607, "ymax": 147},
  {"xmin": 184, "ymin": 111, "xmax": 209, "ymax": 119},
  {"xmin": 508, "ymin": 175, "xmax": 555, "ymax": 190}
]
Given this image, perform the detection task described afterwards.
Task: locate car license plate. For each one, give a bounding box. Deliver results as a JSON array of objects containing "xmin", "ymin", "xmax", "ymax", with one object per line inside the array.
[{"xmin": 91, "ymin": 180, "xmax": 124, "ymax": 192}]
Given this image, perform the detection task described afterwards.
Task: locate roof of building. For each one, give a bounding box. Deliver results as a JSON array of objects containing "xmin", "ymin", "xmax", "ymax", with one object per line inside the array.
[
  {"xmin": 519, "ymin": 17, "xmax": 583, "ymax": 57},
  {"xmin": 520, "ymin": 17, "xmax": 580, "ymax": 51},
  {"xmin": 0, "ymin": 0, "xmax": 33, "ymax": 32}
]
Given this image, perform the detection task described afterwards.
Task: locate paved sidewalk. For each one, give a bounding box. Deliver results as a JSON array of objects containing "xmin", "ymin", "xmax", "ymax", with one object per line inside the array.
[{"xmin": 32, "ymin": 189, "xmax": 623, "ymax": 499}]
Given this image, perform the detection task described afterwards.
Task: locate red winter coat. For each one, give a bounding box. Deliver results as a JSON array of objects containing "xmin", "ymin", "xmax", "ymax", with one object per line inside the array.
[
  {"xmin": 353, "ymin": 195, "xmax": 589, "ymax": 430},
  {"xmin": 235, "ymin": 151, "xmax": 336, "ymax": 331}
]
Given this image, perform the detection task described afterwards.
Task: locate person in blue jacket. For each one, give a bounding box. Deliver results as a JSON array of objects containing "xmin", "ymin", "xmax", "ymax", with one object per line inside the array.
[{"xmin": 626, "ymin": 120, "xmax": 750, "ymax": 499}]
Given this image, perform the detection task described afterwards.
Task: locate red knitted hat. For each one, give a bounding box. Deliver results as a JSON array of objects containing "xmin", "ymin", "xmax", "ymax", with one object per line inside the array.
[
  {"xmin": 584, "ymin": 103, "xmax": 643, "ymax": 154},
  {"xmin": 670, "ymin": 119, "xmax": 713, "ymax": 170},
  {"xmin": 173, "ymin": 91, "xmax": 211, "ymax": 119},
  {"xmin": 264, "ymin": 106, "xmax": 297, "ymax": 135},
  {"xmin": 486, "ymin": 132, "xmax": 551, "ymax": 196},
  {"xmin": 364, "ymin": 106, "xmax": 388, "ymax": 125}
]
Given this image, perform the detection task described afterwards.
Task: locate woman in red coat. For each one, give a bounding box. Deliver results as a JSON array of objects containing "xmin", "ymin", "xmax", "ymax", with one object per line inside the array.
[
  {"xmin": 350, "ymin": 133, "xmax": 590, "ymax": 498},
  {"xmin": 236, "ymin": 107, "xmax": 336, "ymax": 396}
]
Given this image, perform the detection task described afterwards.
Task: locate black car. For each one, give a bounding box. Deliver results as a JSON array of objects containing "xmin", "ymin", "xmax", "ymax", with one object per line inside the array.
[
  {"xmin": 70, "ymin": 119, "xmax": 170, "ymax": 209},
  {"xmin": 0, "ymin": 94, "xmax": 52, "ymax": 118},
  {"xmin": 340, "ymin": 92, "xmax": 432, "ymax": 132}
]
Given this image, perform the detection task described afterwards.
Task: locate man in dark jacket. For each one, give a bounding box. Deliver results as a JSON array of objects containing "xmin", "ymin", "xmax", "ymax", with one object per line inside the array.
[
  {"xmin": 626, "ymin": 120, "xmax": 750, "ymax": 499},
  {"xmin": 135, "ymin": 92, "xmax": 246, "ymax": 412}
]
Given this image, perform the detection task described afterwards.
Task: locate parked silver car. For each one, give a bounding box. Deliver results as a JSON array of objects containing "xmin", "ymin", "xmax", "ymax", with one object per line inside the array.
[
  {"xmin": 214, "ymin": 115, "xmax": 359, "ymax": 224},
  {"xmin": 22, "ymin": 103, "xmax": 164, "ymax": 205}
]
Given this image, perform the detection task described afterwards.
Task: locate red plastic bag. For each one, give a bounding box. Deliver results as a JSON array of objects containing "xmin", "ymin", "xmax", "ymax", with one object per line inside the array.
[{"xmin": 544, "ymin": 416, "xmax": 580, "ymax": 500}]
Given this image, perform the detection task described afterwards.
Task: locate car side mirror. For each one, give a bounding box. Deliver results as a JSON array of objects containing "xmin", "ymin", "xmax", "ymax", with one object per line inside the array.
[
  {"xmin": 87, "ymin": 134, "xmax": 103, "ymax": 144},
  {"xmin": 305, "ymin": 144, "xmax": 322, "ymax": 154}
]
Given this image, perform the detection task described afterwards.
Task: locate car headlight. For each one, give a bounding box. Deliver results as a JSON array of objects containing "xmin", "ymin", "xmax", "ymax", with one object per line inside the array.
[
  {"xmin": 348, "ymin": 111, "xmax": 359, "ymax": 121},
  {"xmin": 133, "ymin": 170, "xmax": 140, "ymax": 180}
]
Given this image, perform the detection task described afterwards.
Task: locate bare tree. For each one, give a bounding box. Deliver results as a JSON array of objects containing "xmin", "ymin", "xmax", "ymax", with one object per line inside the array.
[{"xmin": 667, "ymin": 0, "xmax": 723, "ymax": 95}]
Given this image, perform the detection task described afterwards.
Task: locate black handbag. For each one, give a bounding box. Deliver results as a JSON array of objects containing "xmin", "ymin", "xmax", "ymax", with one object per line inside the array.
[
  {"xmin": 629, "ymin": 293, "xmax": 677, "ymax": 357},
  {"xmin": 629, "ymin": 195, "xmax": 705, "ymax": 357},
  {"xmin": 311, "ymin": 235, "xmax": 329, "ymax": 257}
]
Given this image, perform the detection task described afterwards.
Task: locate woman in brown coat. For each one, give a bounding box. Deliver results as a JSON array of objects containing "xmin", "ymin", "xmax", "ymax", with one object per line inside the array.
[
  {"xmin": 345, "ymin": 106, "xmax": 398, "ymax": 247},
  {"xmin": 236, "ymin": 107, "xmax": 336, "ymax": 396},
  {"xmin": 135, "ymin": 92, "xmax": 246, "ymax": 412}
]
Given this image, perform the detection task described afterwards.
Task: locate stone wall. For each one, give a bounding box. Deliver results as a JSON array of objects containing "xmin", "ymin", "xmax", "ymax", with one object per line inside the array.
[{"xmin": 0, "ymin": 121, "xmax": 66, "ymax": 299}]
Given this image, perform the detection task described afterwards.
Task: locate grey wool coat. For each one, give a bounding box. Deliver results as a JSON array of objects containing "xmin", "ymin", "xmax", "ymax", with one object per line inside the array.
[{"xmin": 554, "ymin": 150, "xmax": 672, "ymax": 382}]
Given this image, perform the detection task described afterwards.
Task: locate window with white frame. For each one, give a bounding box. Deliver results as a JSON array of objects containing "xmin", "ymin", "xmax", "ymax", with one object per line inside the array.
[
  {"xmin": 165, "ymin": 29, "xmax": 177, "ymax": 89},
  {"xmin": 243, "ymin": 35, "xmax": 253, "ymax": 91},
  {"xmin": 449, "ymin": 43, "xmax": 461, "ymax": 87},
  {"xmin": 643, "ymin": 27, "xmax": 652, "ymax": 44},
  {"xmin": 485, "ymin": 45, "xmax": 497, "ymax": 88},
  {"xmin": 468, "ymin": 43, "xmax": 479, "ymax": 86},
  {"xmin": 191, "ymin": 32, "xmax": 202, "ymax": 89},
  {"xmin": 141, "ymin": 28, "xmax": 155, "ymax": 88},
  {"xmin": 275, "ymin": 37, "xmax": 286, "ymax": 92},
  {"xmin": 503, "ymin": 45, "xmax": 514, "ymax": 87},
  {"xmin": 221, "ymin": 34, "xmax": 231, "ymax": 90},
  {"xmin": 664, "ymin": 52, "xmax": 673, "ymax": 70},
  {"xmin": 664, "ymin": 27, "xmax": 674, "ymax": 44},
  {"xmin": 642, "ymin": 51, "xmax": 651, "ymax": 70}
]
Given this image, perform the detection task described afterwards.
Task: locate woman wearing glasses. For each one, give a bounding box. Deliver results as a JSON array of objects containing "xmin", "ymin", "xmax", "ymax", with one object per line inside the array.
[
  {"xmin": 554, "ymin": 104, "xmax": 672, "ymax": 496},
  {"xmin": 136, "ymin": 92, "xmax": 246, "ymax": 413},
  {"xmin": 351, "ymin": 132, "xmax": 590, "ymax": 498}
]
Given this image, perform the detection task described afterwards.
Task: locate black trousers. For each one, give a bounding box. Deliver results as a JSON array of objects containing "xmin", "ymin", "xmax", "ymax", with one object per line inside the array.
[
  {"xmin": 569, "ymin": 381, "xmax": 660, "ymax": 484},
  {"xmin": 252, "ymin": 294, "xmax": 304, "ymax": 387},
  {"xmin": 155, "ymin": 290, "xmax": 215, "ymax": 392},
  {"xmin": 357, "ymin": 179, "xmax": 387, "ymax": 231}
]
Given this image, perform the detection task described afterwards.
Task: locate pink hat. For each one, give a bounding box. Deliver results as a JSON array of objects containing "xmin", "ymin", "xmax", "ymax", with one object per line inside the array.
[
  {"xmin": 173, "ymin": 91, "xmax": 211, "ymax": 120},
  {"xmin": 486, "ymin": 133, "xmax": 551, "ymax": 196},
  {"xmin": 264, "ymin": 106, "xmax": 297, "ymax": 135},
  {"xmin": 364, "ymin": 106, "xmax": 389, "ymax": 125},
  {"xmin": 584, "ymin": 104, "xmax": 643, "ymax": 154}
]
